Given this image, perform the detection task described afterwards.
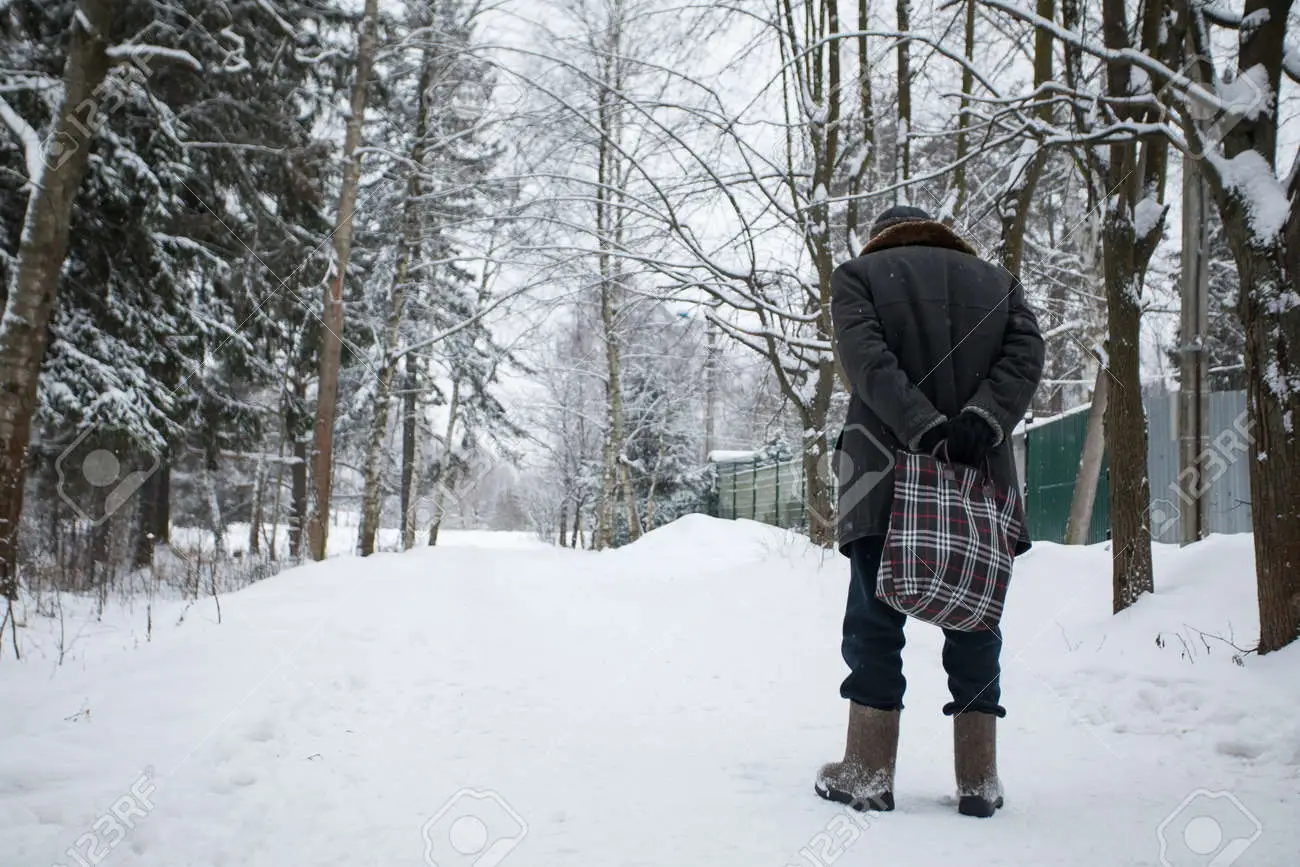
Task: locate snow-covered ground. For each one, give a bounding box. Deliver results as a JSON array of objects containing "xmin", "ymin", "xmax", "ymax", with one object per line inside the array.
[
  {"xmin": 2, "ymin": 517, "xmax": 1297, "ymax": 867},
  {"xmin": 169, "ymin": 521, "xmax": 543, "ymax": 561}
]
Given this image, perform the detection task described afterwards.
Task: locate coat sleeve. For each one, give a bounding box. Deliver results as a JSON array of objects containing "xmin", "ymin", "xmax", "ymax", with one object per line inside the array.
[
  {"xmin": 831, "ymin": 262, "xmax": 947, "ymax": 451},
  {"xmin": 962, "ymin": 278, "xmax": 1045, "ymax": 446}
]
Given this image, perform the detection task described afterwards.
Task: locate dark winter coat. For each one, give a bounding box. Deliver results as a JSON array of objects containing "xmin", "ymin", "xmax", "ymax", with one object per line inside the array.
[{"xmin": 830, "ymin": 220, "xmax": 1044, "ymax": 556}]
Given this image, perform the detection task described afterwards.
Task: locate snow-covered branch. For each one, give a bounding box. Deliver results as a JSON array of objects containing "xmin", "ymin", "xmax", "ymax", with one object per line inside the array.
[
  {"xmin": 977, "ymin": 0, "xmax": 1240, "ymax": 118},
  {"xmin": 1042, "ymin": 318, "xmax": 1085, "ymax": 341},
  {"xmin": 0, "ymin": 93, "xmax": 45, "ymax": 190},
  {"xmin": 107, "ymin": 44, "xmax": 202, "ymax": 71}
]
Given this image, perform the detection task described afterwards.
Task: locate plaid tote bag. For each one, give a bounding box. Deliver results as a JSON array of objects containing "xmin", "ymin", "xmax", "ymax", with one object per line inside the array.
[{"xmin": 875, "ymin": 450, "xmax": 1025, "ymax": 631}]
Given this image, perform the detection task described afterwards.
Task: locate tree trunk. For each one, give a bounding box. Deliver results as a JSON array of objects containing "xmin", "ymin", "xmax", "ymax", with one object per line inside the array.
[
  {"xmin": 307, "ymin": 0, "xmax": 381, "ymax": 561},
  {"xmin": 1186, "ymin": 0, "xmax": 1300, "ymax": 651},
  {"xmin": 358, "ymin": 33, "xmax": 430, "ymax": 557},
  {"xmin": 248, "ymin": 451, "xmax": 266, "ymax": 556},
  {"xmin": 772, "ymin": 0, "xmax": 840, "ymax": 547},
  {"xmin": 266, "ymin": 424, "xmax": 288, "ymax": 561},
  {"xmin": 996, "ymin": 0, "xmax": 1054, "ymax": 277},
  {"xmin": 289, "ymin": 426, "xmax": 308, "ymax": 560},
  {"xmin": 593, "ymin": 40, "xmax": 626, "ymax": 550},
  {"xmin": 204, "ymin": 460, "xmax": 225, "ymax": 560},
  {"xmin": 1065, "ymin": 363, "xmax": 1108, "ymax": 544},
  {"xmin": 1233, "ymin": 244, "xmax": 1300, "ymax": 652},
  {"xmin": 92, "ymin": 522, "xmax": 111, "ymax": 600},
  {"xmin": 1212, "ymin": 168, "xmax": 1300, "ymax": 651},
  {"xmin": 951, "ymin": 0, "xmax": 976, "ymax": 218},
  {"xmin": 428, "ymin": 378, "xmax": 461, "ymax": 547},
  {"xmin": 401, "ymin": 361, "xmax": 421, "ymax": 551},
  {"xmin": 1102, "ymin": 224, "xmax": 1154, "ymax": 611},
  {"xmin": 155, "ymin": 462, "xmax": 170, "ymax": 547},
  {"xmin": 132, "ymin": 459, "xmax": 169, "ymax": 569},
  {"xmin": 356, "ymin": 370, "xmax": 398, "ymax": 556},
  {"xmin": 804, "ymin": 437, "xmax": 834, "ymax": 546},
  {"xmin": 1096, "ymin": 0, "xmax": 1165, "ymax": 614},
  {"xmin": 0, "ymin": 3, "xmax": 117, "ymax": 598},
  {"xmin": 845, "ymin": 0, "xmax": 876, "ymax": 251},
  {"xmin": 619, "ymin": 459, "xmax": 641, "ymax": 541},
  {"xmin": 894, "ymin": 0, "xmax": 911, "ymax": 196},
  {"xmin": 595, "ymin": 289, "xmax": 625, "ymax": 551}
]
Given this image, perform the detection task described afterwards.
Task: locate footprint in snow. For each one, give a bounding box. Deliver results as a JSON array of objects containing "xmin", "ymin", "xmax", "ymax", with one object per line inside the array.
[
  {"xmin": 1215, "ymin": 740, "xmax": 1265, "ymax": 760},
  {"xmin": 244, "ymin": 718, "xmax": 276, "ymax": 743}
]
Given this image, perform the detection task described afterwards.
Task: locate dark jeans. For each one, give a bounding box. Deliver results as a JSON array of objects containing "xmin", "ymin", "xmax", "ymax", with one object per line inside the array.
[{"xmin": 840, "ymin": 536, "xmax": 1006, "ymax": 717}]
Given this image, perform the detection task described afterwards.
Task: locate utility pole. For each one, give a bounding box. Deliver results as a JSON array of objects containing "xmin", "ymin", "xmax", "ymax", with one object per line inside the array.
[
  {"xmin": 704, "ymin": 316, "xmax": 717, "ymax": 461},
  {"xmin": 1177, "ymin": 156, "xmax": 1210, "ymax": 546}
]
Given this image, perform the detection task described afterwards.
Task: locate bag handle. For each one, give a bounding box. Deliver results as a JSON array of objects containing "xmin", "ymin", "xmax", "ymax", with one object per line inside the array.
[{"xmin": 933, "ymin": 440, "xmax": 994, "ymax": 481}]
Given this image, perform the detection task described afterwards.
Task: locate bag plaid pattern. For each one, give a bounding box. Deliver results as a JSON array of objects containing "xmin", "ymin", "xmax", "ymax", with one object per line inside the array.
[{"xmin": 875, "ymin": 450, "xmax": 1025, "ymax": 632}]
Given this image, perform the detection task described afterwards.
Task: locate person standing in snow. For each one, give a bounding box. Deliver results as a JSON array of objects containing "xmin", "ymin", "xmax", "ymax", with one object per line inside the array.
[{"xmin": 816, "ymin": 205, "xmax": 1044, "ymax": 817}]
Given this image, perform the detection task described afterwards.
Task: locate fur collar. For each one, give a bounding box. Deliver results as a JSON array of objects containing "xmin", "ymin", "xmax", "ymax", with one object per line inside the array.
[{"xmin": 861, "ymin": 219, "xmax": 979, "ymax": 257}]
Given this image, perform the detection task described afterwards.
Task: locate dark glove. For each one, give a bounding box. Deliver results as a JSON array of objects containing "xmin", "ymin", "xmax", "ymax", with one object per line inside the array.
[
  {"xmin": 917, "ymin": 420, "xmax": 950, "ymax": 455},
  {"xmin": 946, "ymin": 411, "xmax": 998, "ymax": 466}
]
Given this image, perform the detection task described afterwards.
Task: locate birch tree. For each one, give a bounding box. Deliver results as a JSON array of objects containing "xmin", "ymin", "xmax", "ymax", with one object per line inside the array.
[{"xmin": 357, "ymin": 10, "xmax": 436, "ymax": 557}]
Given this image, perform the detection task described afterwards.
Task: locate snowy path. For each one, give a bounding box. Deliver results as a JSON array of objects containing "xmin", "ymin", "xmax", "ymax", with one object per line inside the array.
[{"xmin": 3, "ymin": 519, "xmax": 1298, "ymax": 866}]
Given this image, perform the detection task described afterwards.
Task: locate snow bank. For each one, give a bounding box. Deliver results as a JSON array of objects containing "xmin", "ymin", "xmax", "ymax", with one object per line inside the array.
[
  {"xmin": 1, "ymin": 522, "xmax": 1296, "ymax": 867},
  {"xmin": 600, "ymin": 513, "xmax": 814, "ymax": 573}
]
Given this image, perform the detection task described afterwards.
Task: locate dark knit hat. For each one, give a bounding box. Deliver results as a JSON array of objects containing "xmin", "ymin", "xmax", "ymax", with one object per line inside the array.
[{"xmin": 869, "ymin": 204, "xmax": 932, "ymax": 238}]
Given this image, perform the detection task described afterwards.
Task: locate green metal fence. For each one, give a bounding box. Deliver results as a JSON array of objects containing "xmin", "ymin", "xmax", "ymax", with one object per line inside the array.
[
  {"xmin": 1022, "ymin": 406, "xmax": 1110, "ymax": 544},
  {"xmin": 714, "ymin": 455, "xmax": 807, "ymax": 529}
]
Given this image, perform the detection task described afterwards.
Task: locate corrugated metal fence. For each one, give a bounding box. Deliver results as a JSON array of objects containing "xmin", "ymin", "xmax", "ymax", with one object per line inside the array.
[
  {"xmin": 1138, "ymin": 389, "xmax": 1254, "ymax": 542},
  {"xmin": 714, "ymin": 389, "xmax": 1254, "ymax": 544}
]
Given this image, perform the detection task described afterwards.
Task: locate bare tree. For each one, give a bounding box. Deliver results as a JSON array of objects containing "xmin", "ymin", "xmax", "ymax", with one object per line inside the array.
[
  {"xmin": 1096, "ymin": 0, "xmax": 1169, "ymax": 611},
  {"xmin": 592, "ymin": 0, "xmax": 633, "ymax": 549},
  {"xmin": 985, "ymin": 0, "xmax": 1300, "ymax": 645}
]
